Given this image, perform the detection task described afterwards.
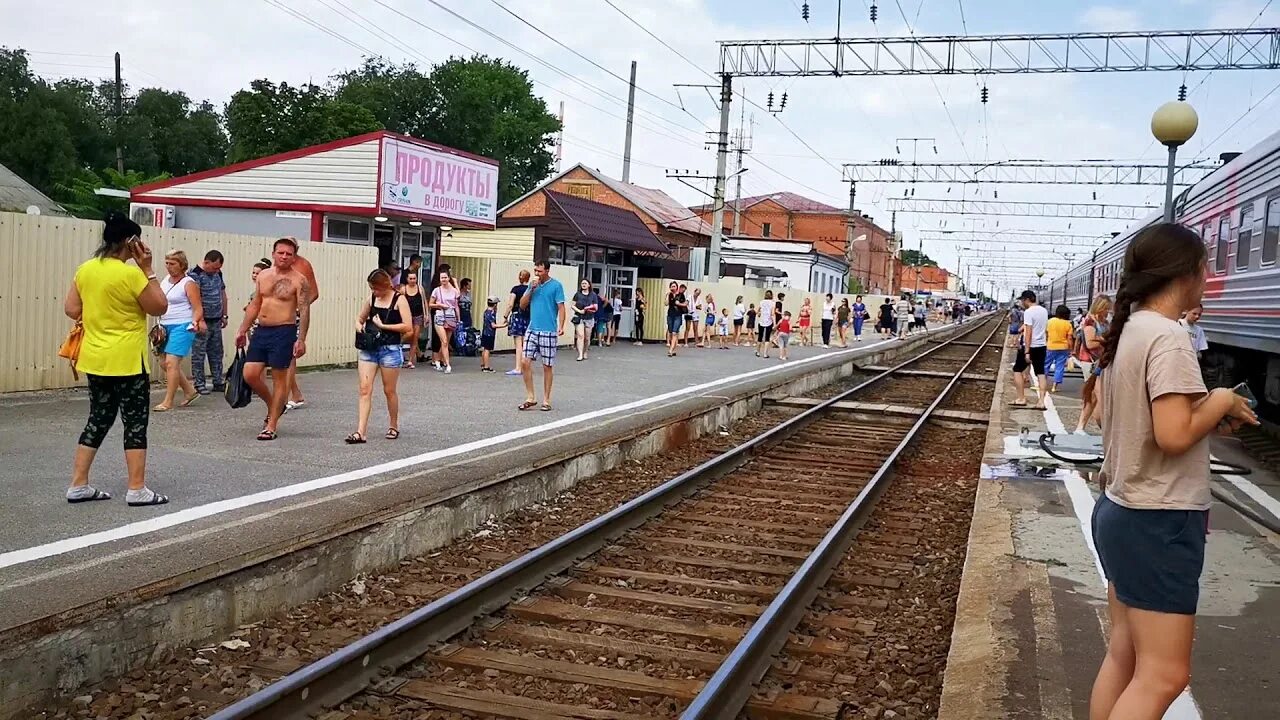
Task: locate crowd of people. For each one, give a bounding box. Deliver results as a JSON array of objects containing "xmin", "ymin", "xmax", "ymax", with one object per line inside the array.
[{"xmin": 64, "ymin": 216, "xmax": 991, "ymax": 504}]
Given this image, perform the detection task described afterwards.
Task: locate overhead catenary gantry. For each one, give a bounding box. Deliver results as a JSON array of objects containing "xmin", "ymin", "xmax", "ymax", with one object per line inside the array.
[
  {"xmin": 887, "ymin": 197, "xmax": 1155, "ymax": 219},
  {"xmin": 841, "ymin": 160, "xmax": 1218, "ymax": 186},
  {"xmin": 698, "ymin": 26, "xmax": 1280, "ymax": 289},
  {"xmin": 719, "ymin": 29, "xmax": 1280, "ymax": 77}
]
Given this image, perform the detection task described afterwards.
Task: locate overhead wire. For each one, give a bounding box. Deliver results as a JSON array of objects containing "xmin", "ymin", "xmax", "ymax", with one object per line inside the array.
[
  {"xmin": 261, "ymin": 0, "xmax": 380, "ymax": 56},
  {"xmin": 353, "ymin": 0, "xmax": 707, "ymax": 150},
  {"xmin": 599, "ymin": 0, "xmax": 849, "ymax": 200},
  {"xmin": 416, "ymin": 0, "xmax": 708, "ymax": 139},
  {"xmin": 892, "ymin": 0, "xmax": 971, "ymax": 161}
]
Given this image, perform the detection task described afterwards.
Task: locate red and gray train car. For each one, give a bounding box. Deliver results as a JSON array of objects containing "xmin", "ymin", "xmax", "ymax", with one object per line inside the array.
[{"xmin": 1043, "ymin": 130, "xmax": 1280, "ymax": 407}]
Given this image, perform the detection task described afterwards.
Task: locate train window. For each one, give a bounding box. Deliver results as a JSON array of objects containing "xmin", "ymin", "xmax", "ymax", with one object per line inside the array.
[
  {"xmin": 1215, "ymin": 216, "xmax": 1231, "ymax": 273},
  {"xmin": 1264, "ymin": 198, "xmax": 1280, "ymax": 265},
  {"xmin": 1237, "ymin": 205, "xmax": 1255, "ymax": 270}
]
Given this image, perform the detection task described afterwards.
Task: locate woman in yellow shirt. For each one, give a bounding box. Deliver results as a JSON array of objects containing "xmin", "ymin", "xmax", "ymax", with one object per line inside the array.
[
  {"xmin": 1045, "ymin": 304, "xmax": 1075, "ymax": 392},
  {"xmin": 63, "ymin": 212, "xmax": 171, "ymax": 506}
]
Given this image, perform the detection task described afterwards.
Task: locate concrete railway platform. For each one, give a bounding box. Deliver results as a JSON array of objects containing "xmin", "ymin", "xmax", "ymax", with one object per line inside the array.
[
  {"xmin": 0, "ymin": 320, "xmax": 979, "ymax": 716},
  {"xmin": 940, "ymin": 347, "xmax": 1280, "ymax": 720}
]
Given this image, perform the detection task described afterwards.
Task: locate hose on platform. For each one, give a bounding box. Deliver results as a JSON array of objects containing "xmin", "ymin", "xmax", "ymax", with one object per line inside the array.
[{"xmin": 1036, "ymin": 433, "xmax": 1279, "ymax": 533}]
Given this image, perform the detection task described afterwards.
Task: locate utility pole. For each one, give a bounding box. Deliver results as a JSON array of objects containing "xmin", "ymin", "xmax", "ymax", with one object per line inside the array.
[
  {"xmin": 844, "ymin": 179, "xmax": 859, "ymax": 289},
  {"xmin": 913, "ymin": 236, "xmax": 923, "ymax": 297},
  {"xmin": 114, "ymin": 52, "xmax": 124, "ymax": 175},
  {"xmin": 554, "ymin": 101, "xmax": 565, "ymax": 173},
  {"xmin": 707, "ymin": 74, "xmax": 733, "ymax": 282},
  {"xmin": 889, "ymin": 210, "xmax": 898, "ymax": 295},
  {"xmin": 622, "ymin": 61, "xmax": 637, "ymax": 183},
  {"xmin": 730, "ymin": 105, "xmax": 752, "ymax": 236}
]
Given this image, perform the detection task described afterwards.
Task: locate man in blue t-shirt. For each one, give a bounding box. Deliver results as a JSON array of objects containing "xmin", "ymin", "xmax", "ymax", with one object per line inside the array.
[{"xmin": 518, "ymin": 259, "xmax": 566, "ymax": 411}]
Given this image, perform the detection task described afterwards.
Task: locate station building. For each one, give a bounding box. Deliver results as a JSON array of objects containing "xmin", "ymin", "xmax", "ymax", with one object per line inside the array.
[{"xmin": 128, "ymin": 130, "xmax": 521, "ymax": 273}]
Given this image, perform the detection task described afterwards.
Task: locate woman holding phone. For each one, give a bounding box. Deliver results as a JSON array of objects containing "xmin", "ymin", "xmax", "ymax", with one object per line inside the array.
[
  {"xmin": 1088, "ymin": 224, "xmax": 1258, "ymax": 720},
  {"xmin": 64, "ymin": 212, "xmax": 171, "ymax": 506}
]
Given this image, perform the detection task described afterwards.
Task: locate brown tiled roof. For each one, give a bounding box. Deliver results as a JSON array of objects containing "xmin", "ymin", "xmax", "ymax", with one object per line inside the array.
[{"xmin": 544, "ymin": 190, "xmax": 669, "ymax": 254}]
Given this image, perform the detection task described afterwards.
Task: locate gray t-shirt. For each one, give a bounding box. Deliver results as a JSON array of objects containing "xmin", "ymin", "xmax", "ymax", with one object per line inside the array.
[{"xmin": 1099, "ymin": 310, "xmax": 1210, "ymax": 510}]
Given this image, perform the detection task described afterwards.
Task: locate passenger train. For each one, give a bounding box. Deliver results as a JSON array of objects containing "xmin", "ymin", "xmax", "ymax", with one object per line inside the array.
[{"xmin": 1042, "ymin": 128, "xmax": 1280, "ymax": 409}]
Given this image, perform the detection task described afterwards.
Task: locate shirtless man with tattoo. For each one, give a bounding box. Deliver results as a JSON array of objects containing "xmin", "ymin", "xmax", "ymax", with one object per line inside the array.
[{"xmin": 235, "ymin": 237, "xmax": 311, "ymax": 441}]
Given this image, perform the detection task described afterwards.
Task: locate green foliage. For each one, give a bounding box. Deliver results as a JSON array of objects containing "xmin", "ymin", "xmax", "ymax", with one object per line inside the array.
[
  {"xmin": 847, "ymin": 275, "xmax": 865, "ymax": 294},
  {"xmin": 53, "ymin": 167, "xmax": 170, "ymax": 218},
  {"xmin": 226, "ymin": 80, "xmax": 381, "ymax": 163},
  {"xmin": 898, "ymin": 248, "xmax": 937, "ymax": 267},
  {"xmin": 335, "ymin": 55, "xmax": 560, "ymax": 206},
  {"xmin": 2, "ymin": 46, "xmax": 560, "ymax": 216}
]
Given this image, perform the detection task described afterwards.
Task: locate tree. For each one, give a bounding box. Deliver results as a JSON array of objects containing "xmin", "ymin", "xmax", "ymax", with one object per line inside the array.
[
  {"xmin": 0, "ymin": 49, "xmax": 79, "ymax": 192},
  {"xmin": 333, "ymin": 58, "xmax": 432, "ymax": 136},
  {"xmin": 123, "ymin": 89, "xmax": 227, "ymax": 176},
  {"xmin": 225, "ymin": 80, "xmax": 381, "ymax": 163},
  {"xmin": 334, "ymin": 55, "xmax": 560, "ymax": 206},
  {"xmin": 54, "ymin": 167, "xmax": 170, "ymax": 218},
  {"xmin": 898, "ymin": 248, "xmax": 937, "ymax": 267}
]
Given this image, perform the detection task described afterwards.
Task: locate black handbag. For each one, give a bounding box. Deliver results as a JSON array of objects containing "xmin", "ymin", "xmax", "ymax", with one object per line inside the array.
[
  {"xmin": 356, "ymin": 293, "xmax": 396, "ymax": 350},
  {"xmin": 355, "ymin": 326, "xmax": 381, "ymax": 351},
  {"xmin": 223, "ymin": 349, "xmax": 253, "ymax": 409}
]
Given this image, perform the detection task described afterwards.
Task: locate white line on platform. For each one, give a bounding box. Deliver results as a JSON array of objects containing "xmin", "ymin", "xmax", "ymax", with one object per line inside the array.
[
  {"xmin": 3, "ymin": 325, "xmax": 982, "ymax": 571},
  {"xmin": 1219, "ymin": 472, "xmax": 1280, "ymax": 521},
  {"xmin": 1029, "ymin": 376, "xmax": 1204, "ymax": 720}
]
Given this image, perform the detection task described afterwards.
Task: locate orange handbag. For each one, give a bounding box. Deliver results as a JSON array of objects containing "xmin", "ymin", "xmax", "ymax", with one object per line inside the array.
[{"xmin": 58, "ymin": 321, "xmax": 85, "ymax": 380}]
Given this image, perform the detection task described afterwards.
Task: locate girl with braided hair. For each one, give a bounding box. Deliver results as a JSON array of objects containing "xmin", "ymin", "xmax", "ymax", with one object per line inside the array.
[{"xmin": 1089, "ymin": 223, "xmax": 1258, "ymax": 720}]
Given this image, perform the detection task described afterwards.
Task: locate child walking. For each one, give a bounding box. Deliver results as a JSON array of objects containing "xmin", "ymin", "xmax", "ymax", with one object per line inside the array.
[
  {"xmin": 480, "ymin": 296, "xmax": 504, "ymax": 373},
  {"xmin": 717, "ymin": 308, "xmax": 731, "ymax": 349}
]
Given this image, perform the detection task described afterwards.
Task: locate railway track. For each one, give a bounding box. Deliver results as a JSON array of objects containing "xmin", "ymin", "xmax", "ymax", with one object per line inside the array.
[{"xmin": 206, "ymin": 318, "xmax": 1003, "ymax": 720}]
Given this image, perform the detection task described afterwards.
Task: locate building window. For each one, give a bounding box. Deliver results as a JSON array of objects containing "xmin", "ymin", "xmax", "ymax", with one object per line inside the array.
[
  {"xmin": 326, "ymin": 217, "xmax": 371, "ymax": 244},
  {"xmin": 606, "ymin": 249, "xmax": 625, "ymax": 265},
  {"xmin": 762, "ymin": 222, "xmax": 772, "ymax": 237},
  {"xmin": 1263, "ymin": 198, "xmax": 1280, "ymax": 265},
  {"xmin": 588, "ymin": 246, "xmax": 606, "ymax": 264},
  {"xmin": 1237, "ymin": 204, "xmax": 1255, "ymax": 271},
  {"xmin": 547, "ymin": 242, "xmax": 564, "ymax": 263},
  {"xmin": 567, "ymin": 244, "xmax": 585, "ymax": 265},
  {"xmin": 1215, "ymin": 215, "xmax": 1231, "ymax": 273}
]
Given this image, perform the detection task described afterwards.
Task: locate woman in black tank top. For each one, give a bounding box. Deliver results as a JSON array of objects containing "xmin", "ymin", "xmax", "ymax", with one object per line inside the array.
[
  {"xmin": 348, "ymin": 269, "xmax": 412, "ymax": 444},
  {"xmin": 401, "ymin": 272, "xmax": 426, "ymax": 366}
]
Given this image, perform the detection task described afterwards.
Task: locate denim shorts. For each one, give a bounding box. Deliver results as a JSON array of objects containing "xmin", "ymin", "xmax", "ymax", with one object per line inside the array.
[
  {"xmin": 1092, "ymin": 494, "xmax": 1207, "ymax": 615},
  {"xmin": 358, "ymin": 344, "xmax": 404, "ymax": 369},
  {"xmin": 666, "ymin": 314, "xmax": 683, "ymax": 334}
]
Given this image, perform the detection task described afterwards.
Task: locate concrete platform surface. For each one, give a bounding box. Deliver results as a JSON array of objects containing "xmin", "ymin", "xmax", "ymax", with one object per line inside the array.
[
  {"xmin": 0, "ymin": 324, "xmax": 988, "ymax": 637},
  {"xmin": 940, "ymin": 349, "xmax": 1280, "ymax": 720}
]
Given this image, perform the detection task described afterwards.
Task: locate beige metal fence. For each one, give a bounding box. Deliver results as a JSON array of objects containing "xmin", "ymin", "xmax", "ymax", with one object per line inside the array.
[{"xmin": 0, "ymin": 212, "xmax": 376, "ymax": 393}]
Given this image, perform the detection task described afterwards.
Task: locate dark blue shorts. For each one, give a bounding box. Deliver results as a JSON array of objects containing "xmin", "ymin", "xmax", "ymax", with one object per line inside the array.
[
  {"xmin": 246, "ymin": 324, "xmax": 297, "ymax": 369},
  {"xmin": 1091, "ymin": 494, "xmax": 1207, "ymax": 615}
]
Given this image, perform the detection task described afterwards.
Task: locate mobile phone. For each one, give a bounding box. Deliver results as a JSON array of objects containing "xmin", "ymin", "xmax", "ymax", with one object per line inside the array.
[{"xmin": 1232, "ymin": 382, "xmax": 1258, "ymax": 409}]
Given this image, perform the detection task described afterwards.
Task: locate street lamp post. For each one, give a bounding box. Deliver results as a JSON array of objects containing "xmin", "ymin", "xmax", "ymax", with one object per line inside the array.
[{"xmin": 1150, "ymin": 101, "xmax": 1199, "ymax": 223}]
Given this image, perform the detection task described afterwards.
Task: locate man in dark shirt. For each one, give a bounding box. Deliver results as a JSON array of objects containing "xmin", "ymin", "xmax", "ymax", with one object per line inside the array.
[{"xmin": 188, "ymin": 250, "xmax": 228, "ymax": 394}]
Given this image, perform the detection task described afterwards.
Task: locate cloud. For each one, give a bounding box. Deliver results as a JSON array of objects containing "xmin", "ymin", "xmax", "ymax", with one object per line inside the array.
[{"xmin": 1079, "ymin": 6, "xmax": 1143, "ymax": 31}]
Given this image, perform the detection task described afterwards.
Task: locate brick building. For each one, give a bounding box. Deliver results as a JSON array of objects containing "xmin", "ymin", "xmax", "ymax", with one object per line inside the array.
[
  {"xmin": 501, "ymin": 164, "xmax": 710, "ymax": 272},
  {"xmin": 897, "ymin": 264, "xmax": 952, "ymax": 293},
  {"xmin": 690, "ymin": 192, "xmax": 895, "ymax": 294}
]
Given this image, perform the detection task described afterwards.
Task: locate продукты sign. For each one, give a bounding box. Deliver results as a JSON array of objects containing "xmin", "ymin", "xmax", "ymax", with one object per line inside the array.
[{"xmin": 380, "ymin": 137, "xmax": 498, "ymax": 226}]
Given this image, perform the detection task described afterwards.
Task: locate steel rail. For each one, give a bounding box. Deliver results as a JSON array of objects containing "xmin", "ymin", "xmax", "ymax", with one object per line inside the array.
[
  {"xmin": 681, "ymin": 319, "xmax": 1002, "ymax": 719},
  {"xmin": 207, "ymin": 317, "xmax": 998, "ymax": 720}
]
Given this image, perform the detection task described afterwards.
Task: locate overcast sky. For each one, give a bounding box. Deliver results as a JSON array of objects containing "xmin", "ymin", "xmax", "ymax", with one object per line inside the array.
[{"xmin": 9, "ymin": 0, "xmax": 1280, "ymax": 296}]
